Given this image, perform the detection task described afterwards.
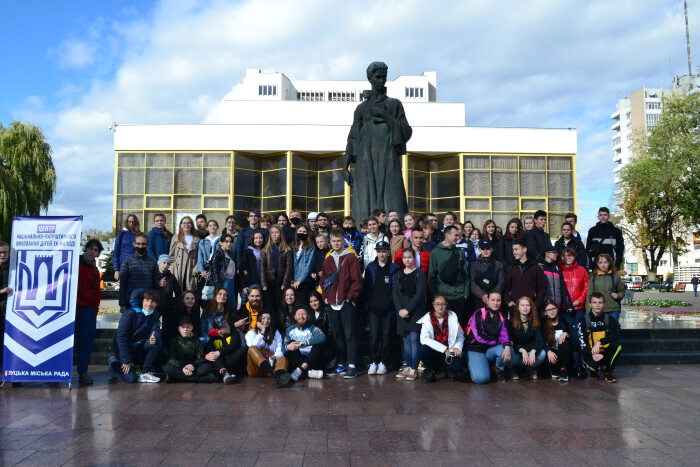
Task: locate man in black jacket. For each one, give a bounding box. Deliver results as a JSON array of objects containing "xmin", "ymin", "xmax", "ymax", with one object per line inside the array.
[
  {"xmin": 119, "ymin": 233, "xmax": 165, "ymax": 312},
  {"xmin": 526, "ymin": 210, "xmax": 552, "ymax": 262},
  {"xmin": 586, "ymin": 207, "xmax": 624, "ymax": 270}
]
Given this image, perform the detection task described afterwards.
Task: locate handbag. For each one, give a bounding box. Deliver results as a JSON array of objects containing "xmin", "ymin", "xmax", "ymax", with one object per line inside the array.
[
  {"xmin": 201, "ymin": 278, "xmax": 215, "ymax": 301},
  {"xmin": 322, "ymin": 257, "xmax": 346, "ymax": 295}
]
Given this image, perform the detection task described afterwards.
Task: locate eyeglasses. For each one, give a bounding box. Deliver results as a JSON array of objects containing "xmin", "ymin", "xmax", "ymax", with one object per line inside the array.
[
  {"xmin": 544, "ymin": 308, "xmax": 558, "ymax": 313},
  {"xmin": 433, "ymin": 302, "xmax": 448, "ymax": 308}
]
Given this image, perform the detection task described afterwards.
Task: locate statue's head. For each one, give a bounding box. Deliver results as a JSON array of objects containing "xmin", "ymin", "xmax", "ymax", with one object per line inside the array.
[{"xmin": 366, "ymin": 61, "xmax": 388, "ymax": 79}]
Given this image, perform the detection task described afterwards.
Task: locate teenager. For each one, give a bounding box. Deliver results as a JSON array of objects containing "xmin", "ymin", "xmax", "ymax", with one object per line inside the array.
[
  {"xmin": 373, "ymin": 208, "xmax": 388, "ymax": 235},
  {"xmin": 204, "ymin": 315, "xmax": 246, "ymax": 383},
  {"xmin": 169, "ymin": 216, "xmax": 200, "ymax": 292},
  {"xmin": 526, "ymin": 210, "xmax": 551, "ymax": 262},
  {"xmin": 209, "ymin": 233, "xmax": 237, "ymax": 309},
  {"xmin": 177, "ymin": 291, "xmax": 203, "ymax": 339},
  {"xmin": 157, "ymin": 254, "xmax": 183, "ymax": 349},
  {"xmin": 418, "ymin": 294, "xmax": 464, "ymax": 383},
  {"xmin": 260, "ymin": 225, "xmax": 293, "ymax": 313},
  {"xmin": 504, "ymin": 241, "xmax": 547, "ymax": 316},
  {"xmin": 586, "ymin": 207, "xmax": 624, "ymax": 270},
  {"xmin": 260, "ymin": 213, "xmax": 273, "ymax": 230},
  {"xmin": 278, "ymin": 287, "xmax": 298, "ymax": 330},
  {"xmin": 235, "ymin": 209, "xmax": 267, "ymax": 267},
  {"xmin": 75, "ymin": 239, "xmax": 103, "ymax": 385},
  {"xmin": 289, "ymin": 210, "xmax": 303, "ymax": 229},
  {"xmin": 586, "ymin": 253, "xmax": 625, "ymax": 322},
  {"xmin": 316, "ymin": 212, "xmax": 330, "ymax": 235},
  {"xmin": 523, "ymin": 216, "xmax": 534, "ymax": 233},
  {"xmin": 464, "ymin": 291, "xmax": 512, "ymax": 383},
  {"xmin": 428, "ymin": 225, "xmax": 470, "ymax": 327},
  {"xmin": 362, "ymin": 216, "xmax": 388, "ymax": 269},
  {"xmin": 201, "ymin": 287, "xmax": 240, "ymax": 338},
  {"xmin": 285, "ymin": 305, "xmax": 327, "ymax": 380},
  {"xmin": 113, "ymin": 214, "xmax": 141, "ymax": 281},
  {"xmin": 197, "ymin": 219, "xmax": 221, "ymax": 279},
  {"xmin": 222, "ymin": 215, "xmax": 241, "ymax": 255},
  {"xmin": 554, "ymin": 222, "xmax": 587, "ymax": 269},
  {"xmin": 542, "ymin": 299, "xmax": 571, "ymax": 381},
  {"xmin": 363, "ymin": 241, "xmax": 399, "ymax": 375},
  {"xmin": 310, "ymin": 233, "xmax": 330, "ymax": 290},
  {"xmin": 245, "ymin": 310, "xmax": 292, "ymax": 388},
  {"xmin": 308, "ymin": 290, "xmax": 335, "ymax": 370},
  {"xmin": 564, "ymin": 212, "xmax": 586, "ymax": 246},
  {"xmin": 539, "ymin": 244, "xmax": 572, "ymax": 313},
  {"xmin": 388, "ymin": 219, "xmax": 410, "ymax": 260},
  {"xmin": 506, "ymin": 297, "xmax": 545, "ymax": 380},
  {"xmin": 496, "ymin": 218, "xmax": 525, "ymax": 266},
  {"xmin": 469, "ymin": 239, "xmax": 505, "ymax": 317},
  {"xmin": 467, "ymin": 228, "xmax": 481, "ymax": 263},
  {"xmin": 109, "ymin": 289, "xmax": 162, "ymax": 383},
  {"xmin": 394, "ymin": 227, "xmax": 430, "ymax": 277},
  {"xmin": 559, "ymin": 247, "xmax": 589, "ymax": 378},
  {"xmin": 579, "ymin": 293, "xmax": 622, "ymax": 383},
  {"xmin": 403, "ymin": 213, "xmax": 415, "ymax": 238},
  {"xmin": 463, "ymin": 220, "xmax": 474, "ymax": 243},
  {"xmin": 240, "ymin": 230, "xmax": 264, "ymax": 299},
  {"xmin": 147, "ymin": 213, "xmax": 173, "ymax": 261},
  {"xmin": 342, "ymin": 216, "xmax": 364, "ymax": 259},
  {"xmin": 119, "ymin": 233, "xmax": 165, "ymax": 313},
  {"xmin": 164, "ymin": 315, "xmax": 215, "ymax": 383},
  {"xmin": 322, "ymin": 229, "xmax": 363, "ymax": 378},
  {"xmin": 291, "ymin": 224, "xmax": 317, "ymax": 305},
  {"xmin": 307, "ymin": 212, "xmax": 319, "ymax": 234},
  {"xmin": 393, "ymin": 248, "xmax": 426, "ymax": 381},
  {"xmin": 482, "ymin": 219, "xmax": 499, "ymax": 248},
  {"xmin": 195, "ymin": 214, "xmax": 208, "ymax": 240}
]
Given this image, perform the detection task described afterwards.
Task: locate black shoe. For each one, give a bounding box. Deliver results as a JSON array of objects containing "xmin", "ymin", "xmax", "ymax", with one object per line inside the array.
[
  {"xmin": 447, "ymin": 372, "xmax": 458, "ymax": 382},
  {"xmin": 273, "ymin": 372, "xmax": 291, "ymax": 388},
  {"xmin": 78, "ymin": 373, "xmax": 93, "ymax": 385},
  {"xmin": 343, "ymin": 367, "xmax": 358, "ymax": 379},
  {"xmin": 559, "ymin": 370, "xmax": 569, "ymax": 382},
  {"xmin": 422, "ymin": 372, "xmax": 436, "ymax": 384},
  {"xmin": 495, "ymin": 368, "xmax": 507, "ymax": 383},
  {"xmin": 604, "ymin": 372, "xmax": 617, "ymax": 383}
]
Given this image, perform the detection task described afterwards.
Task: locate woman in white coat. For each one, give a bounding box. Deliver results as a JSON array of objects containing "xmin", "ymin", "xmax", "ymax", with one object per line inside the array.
[{"xmin": 418, "ymin": 294, "xmax": 464, "ymax": 383}]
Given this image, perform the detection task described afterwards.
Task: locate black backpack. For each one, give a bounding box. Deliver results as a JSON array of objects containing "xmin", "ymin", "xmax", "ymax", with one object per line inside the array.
[
  {"xmin": 439, "ymin": 248, "xmax": 461, "ymax": 285},
  {"xmin": 476, "ymin": 260, "xmax": 497, "ymax": 292}
]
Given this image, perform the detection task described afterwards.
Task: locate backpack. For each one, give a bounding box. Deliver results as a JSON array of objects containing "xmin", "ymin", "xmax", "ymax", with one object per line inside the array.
[
  {"xmin": 475, "ymin": 260, "xmax": 497, "ymax": 292},
  {"xmin": 592, "ymin": 273, "xmax": 623, "ymax": 308},
  {"xmin": 464, "ymin": 307, "xmax": 504, "ymax": 338},
  {"xmin": 439, "ymin": 248, "xmax": 461, "ymax": 285},
  {"xmin": 322, "ymin": 256, "xmax": 346, "ymax": 295}
]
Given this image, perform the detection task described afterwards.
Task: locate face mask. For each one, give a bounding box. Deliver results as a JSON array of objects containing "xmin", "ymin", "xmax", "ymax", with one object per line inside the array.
[
  {"xmin": 290, "ymin": 217, "xmax": 301, "ymax": 226},
  {"xmin": 343, "ymin": 226, "xmax": 354, "ymax": 234},
  {"xmin": 135, "ymin": 247, "xmax": 147, "ymax": 256},
  {"xmin": 297, "ymin": 233, "xmax": 308, "ymax": 241}
]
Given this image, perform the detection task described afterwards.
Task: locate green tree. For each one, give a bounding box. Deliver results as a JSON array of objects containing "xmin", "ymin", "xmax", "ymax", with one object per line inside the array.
[
  {"xmin": 0, "ymin": 121, "xmax": 57, "ymax": 241},
  {"xmin": 83, "ymin": 228, "xmax": 113, "ymax": 242},
  {"xmin": 101, "ymin": 250, "xmax": 116, "ymax": 282}
]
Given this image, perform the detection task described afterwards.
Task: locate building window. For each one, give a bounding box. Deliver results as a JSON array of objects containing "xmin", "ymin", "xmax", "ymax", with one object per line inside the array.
[
  {"xmin": 404, "ymin": 87, "xmax": 424, "ymax": 98},
  {"xmin": 297, "ymin": 91, "xmax": 324, "ymax": 101},
  {"xmin": 646, "ymin": 114, "xmax": 660, "ymax": 127},
  {"xmin": 647, "ymin": 102, "xmax": 662, "ymax": 110},
  {"xmin": 612, "ymin": 137, "xmax": 621, "ymax": 147},
  {"xmin": 329, "ymin": 91, "xmax": 356, "ymax": 102},
  {"xmin": 258, "ymin": 85, "xmax": 277, "ymax": 96}
]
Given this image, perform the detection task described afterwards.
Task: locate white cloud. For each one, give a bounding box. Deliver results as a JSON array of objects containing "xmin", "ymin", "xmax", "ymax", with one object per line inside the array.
[{"xmin": 10, "ymin": 0, "xmax": 695, "ymax": 233}]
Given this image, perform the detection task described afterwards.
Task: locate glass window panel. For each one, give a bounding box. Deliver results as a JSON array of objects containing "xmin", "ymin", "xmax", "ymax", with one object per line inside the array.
[
  {"xmin": 548, "ymin": 213, "xmax": 566, "ymax": 235},
  {"xmin": 319, "ymin": 170, "xmax": 345, "ymax": 197},
  {"xmin": 547, "ymin": 157, "xmax": 572, "ymax": 170},
  {"xmin": 117, "ymin": 168, "xmax": 144, "ymax": 194},
  {"xmin": 407, "ymin": 156, "xmax": 430, "ymax": 172},
  {"xmin": 204, "ymin": 168, "xmax": 231, "ymax": 195},
  {"xmin": 521, "ymin": 198, "xmax": 546, "ymax": 211},
  {"xmin": 430, "ymin": 171, "xmax": 459, "ymax": 198},
  {"xmin": 291, "ymin": 196, "xmax": 315, "ymax": 213},
  {"xmin": 520, "ymin": 156, "xmax": 545, "ymax": 170},
  {"xmin": 548, "ymin": 172, "xmax": 573, "ymax": 196},
  {"xmin": 431, "ymin": 197, "xmax": 460, "ymax": 213},
  {"xmin": 492, "ymin": 213, "xmax": 515, "ymax": 230},
  {"xmin": 175, "ymin": 153, "xmax": 202, "ymax": 167},
  {"xmin": 174, "ymin": 168, "xmax": 202, "ymax": 194},
  {"xmin": 234, "ymin": 196, "xmax": 260, "ymax": 212},
  {"xmin": 234, "ymin": 169, "xmax": 261, "ymax": 197},
  {"xmin": 463, "ymin": 155, "xmax": 489, "ymax": 169},
  {"xmin": 174, "ymin": 195, "xmax": 201, "ymax": 209},
  {"xmin": 491, "ymin": 156, "xmax": 517, "ymax": 170},
  {"xmin": 520, "ymin": 172, "xmax": 546, "ymax": 196},
  {"xmin": 263, "ymin": 196, "xmax": 286, "ymax": 212},
  {"xmin": 202, "ymin": 211, "xmax": 228, "ymax": 230},
  {"xmin": 117, "ymin": 195, "xmax": 143, "ymax": 210},
  {"xmin": 411, "ymin": 197, "xmax": 428, "ymax": 214},
  {"xmin": 549, "ymin": 198, "xmax": 574, "ymax": 211},
  {"xmin": 262, "ymin": 169, "xmax": 286, "ymax": 197},
  {"xmin": 146, "ymin": 196, "xmax": 171, "ymax": 208},
  {"xmin": 118, "ymin": 153, "xmax": 145, "ymax": 167},
  {"xmin": 204, "ymin": 196, "xmax": 229, "ymax": 209},
  {"xmin": 235, "ymin": 153, "xmax": 262, "ymax": 171},
  {"xmin": 492, "ymin": 197, "xmax": 519, "ymax": 211},
  {"xmin": 464, "ymin": 212, "xmax": 491, "ymax": 230},
  {"xmin": 204, "ymin": 153, "xmax": 231, "ymax": 167},
  {"xmin": 145, "ymin": 168, "xmax": 173, "ymax": 194},
  {"xmin": 464, "ymin": 171, "xmax": 490, "ymax": 196},
  {"xmin": 319, "ymin": 196, "xmax": 344, "ymax": 212},
  {"xmin": 412, "ymin": 171, "xmax": 429, "ymax": 199},
  {"xmin": 318, "ymin": 155, "xmax": 343, "ymax": 171},
  {"xmin": 146, "ymin": 153, "xmax": 173, "ymax": 167},
  {"xmin": 262, "ymin": 154, "xmax": 287, "ymax": 171},
  {"xmin": 292, "ymin": 169, "xmax": 317, "ymax": 197},
  {"xmin": 292, "ymin": 154, "xmax": 319, "ymax": 171},
  {"xmin": 465, "ymin": 198, "xmax": 490, "ymax": 211},
  {"xmin": 491, "ymin": 172, "xmax": 517, "ymax": 196},
  {"xmin": 430, "ymin": 156, "xmax": 459, "ymax": 171}
]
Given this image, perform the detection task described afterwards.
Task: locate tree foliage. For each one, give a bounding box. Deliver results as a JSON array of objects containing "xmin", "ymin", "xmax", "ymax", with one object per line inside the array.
[
  {"xmin": 83, "ymin": 228, "xmax": 113, "ymax": 242},
  {"xmin": 0, "ymin": 121, "xmax": 57, "ymax": 241},
  {"xmin": 617, "ymin": 92, "xmax": 700, "ymax": 277}
]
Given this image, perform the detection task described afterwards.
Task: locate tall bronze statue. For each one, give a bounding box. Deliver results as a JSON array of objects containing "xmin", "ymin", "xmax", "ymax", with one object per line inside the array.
[{"xmin": 343, "ymin": 62, "xmax": 412, "ymax": 221}]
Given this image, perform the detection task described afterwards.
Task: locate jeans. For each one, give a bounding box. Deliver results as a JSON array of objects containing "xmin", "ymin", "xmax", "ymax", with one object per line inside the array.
[
  {"xmin": 368, "ymin": 313, "xmax": 391, "ymax": 364},
  {"xmin": 608, "ymin": 310, "xmax": 620, "ymax": 322},
  {"xmin": 420, "ymin": 345, "xmax": 461, "ymax": 374},
  {"xmin": 112, "ymin": 339, "xmax": 163, "ymax": 383},
  {"xmin": 223, "ymin": 277, "xmax": 237, "ymax": 310},
  {"xmin": 508, "ymin": 349, "xmax": 546, "ymax": 368},
  {"xmin": 74, "ymin": 306, "xmax": 97, "ymax": 374},
  {"xmin": 328, "ymin": 302, "xmax": 357, "ymax": 366},
  {"xmin": 467, "ymin": 345, "xmax": 507, "ymax": 384},
  {"xmin": 402, "ymin": 331, "xmax": 420, "ymax": 370}
]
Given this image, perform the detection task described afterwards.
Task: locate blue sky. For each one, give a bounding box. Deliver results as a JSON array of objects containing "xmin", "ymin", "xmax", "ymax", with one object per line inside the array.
[{"xmin": 1, "ymin": 0, "xmax": 695, "ymax": 233}]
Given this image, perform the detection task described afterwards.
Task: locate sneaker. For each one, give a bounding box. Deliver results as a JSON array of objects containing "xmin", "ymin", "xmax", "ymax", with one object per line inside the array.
[
  {"xmin": 399, "ymin": 361, "xmax": 407, "ymax": 372},
  {"xmin": 343, "ymin": 367, "xmax": 358, "ymax": 379},
  {"xmin": 108, "ymin": 356, "xmax": 119, "ymax": 378},
  {"xmin": 421, "ymin": 371, "xmax": 436, "ymax": 384},
  {"xmin": 406, "ymin": 369, "xmax": 419, "ymax": 381},
  {"xmin": 507, "ymin": 367, "xmax": 519, "ymax": 380},
  {"xmin": 551, "ymin": 373, "xmax": 559, "ymax": 380},
  {"xmin": 604, "ymin": 372, "xmax": 617, "ymax": 383},
  {"xmin": 559, "ymin": 370, "xmax": 569, "ymax": 382},
  {"xmin": 395, "ymin": 368, "xmax": 409, "ymax": 379},
  {"xmin": 290, "ymin": 367, "xmax": 302, "ymax": 382},
  {"xmin": 78, "ymin": 373, "xmax": 93, "ymax": 385},
  {"xmin": 222, "ymin": 371, "xmax": 235, "ymax": 384},
  {"xmin": 138, "ymin": 372, "xmax": 160, "ymax": 383},
  {"xmin": 376, "ymin": 363, "xmax": 387, "ymax": 375},
  {"xmin": 495, "ymin": 368, "xmax": 507, "ymax": 383},
  {"xmin": 328, "ymin": 364, "xmax": 346, "ymax": 375},
  {"xmin": 273, "ymin": 372, "xmax": 292, "ymax": 388},
  {"xmin": 308, "ymin": 370, "xmax": 324, "ymax": 380},
  {"xmin": 367, "ymin": 363, "xmax": 377, "ymax": 375},
  {"xmin": 526, "ymin": 367, "xmax": 538, "ymax": 380}
]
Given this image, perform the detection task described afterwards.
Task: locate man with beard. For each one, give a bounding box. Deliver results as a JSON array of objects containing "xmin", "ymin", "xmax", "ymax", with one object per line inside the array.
[
  {"xmin": 237, "ymin": 286, "xmax": 274, "ymax": 334},
  {"xmin": 119, "ymin": 233, "xmax": 166, "ymax": 313}
]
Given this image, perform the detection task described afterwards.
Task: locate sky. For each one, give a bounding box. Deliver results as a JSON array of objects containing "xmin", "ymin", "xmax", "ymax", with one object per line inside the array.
[{"xmin": 1, "ymin": 0, "xmax": 696, "ymax": 234}]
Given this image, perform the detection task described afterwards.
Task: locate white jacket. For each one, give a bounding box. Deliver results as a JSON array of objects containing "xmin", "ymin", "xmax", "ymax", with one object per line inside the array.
[
  {"xmin": 417, "ymin": 310, "xmax": 465, "ymax": 354},
  {"xmin": 245, "ymin": 329, "xmax": 284, "ymax": 359},
  {"xmin": 362, "ymin": 233, "xmax": 388, "ymax": 268}
]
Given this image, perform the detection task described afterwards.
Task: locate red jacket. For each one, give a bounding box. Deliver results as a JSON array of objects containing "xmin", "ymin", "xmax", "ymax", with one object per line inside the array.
[
  {"xmin": 394, "ymin": 247, "xmax": 430, "ymax": 276},
  {"xmin": 559, "ymin": 260, "xmax": 588, "ymax": 310},
  {"xmin": 76, "ymin": 255, "xmax": 101, "ymax": 314},
  {"xmin": 321, "ymin": 250, "xmax": 363, "ymax": 305}
]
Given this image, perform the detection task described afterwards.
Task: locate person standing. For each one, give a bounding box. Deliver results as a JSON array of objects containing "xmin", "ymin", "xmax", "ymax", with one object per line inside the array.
[
  {"xmin": 119, "ymin": 233, "xmax": 165, "ymax": 313},
  {"xmin": 197, "ymin": 219, "xmax": 221, "ymax": 278},
  {"xmin": 559, "ymin": 248, "xmax": 590, "ymax": 379},
  {"xmin": 361, "ymin": 216, "xmax": 388, "ymax": 269},
  {"xmin": 147, "ymin": 213, "xmax": 173, "ymax": 261},
  {"xmin": 157, "ymin": 254, "xmax": 182, "ymax": 350},
  {"xmin": 169, "ymin": 216, "xmax": 200, "ymax": 292},
  {"xmin": 539, "ymin": 244, "xmax": 572, "ymax": 314},
  {"xmin": 260, "ymin": 225, "xmax": 293, "ymax": 313},
  {"xmin": 554, "ymin": 222, "xmax": 588, "ymax": 270},
  {"xmin": 496, "ymin": 218, "xmax": 525, "ymax": 266},
  {"xmin": 235, "ymin": 209, "xmax": 266, "ymax": 268},
  {"xmin": 394, "ymin": 227, "xmax": 430, "ymax": 277},
  {"xmin": 290, "ymin": 224, "xmax": 317, "ymax": 305},
  {"xmin": 504, "ymin": 241, "xmax": 547, "ymax": 316},
  {"xmin": 393, "ymin": 248, "xmax": 426, "ymax": 381},
  {"xmin": 210, "ymin": 233, "xmax": 237, "ymax": 309},
  {"xmin": 526, "ymin": 210, "xmax": 551, "ymax": 262},
  {"xmin": 113, "ymin": 214, "xmax": 140, "ymax": 282},
  {"xmin": 75, "ymin": 239, "xmax": 103, "ymax": 385},
  {"xmin": 692, "ymin": 275, "xmax": 699, "ymax": 297},
  {"xmin": 586, "ymin": 253, "xmax": 625, "ymax": 322},
  {"xmin": 586, "ymin": 207, "xmax": 625, "ymax": 270},
  {"xmin": 427, "ymin": 225, "xmax": 470, "ymax": 327},
  {"xmin": 469, "ymin": 239, "xmax": 505, "ymax": 318}
]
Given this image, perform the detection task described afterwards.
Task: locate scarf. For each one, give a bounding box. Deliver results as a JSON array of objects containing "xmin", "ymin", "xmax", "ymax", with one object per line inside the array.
[
  {"xmin": 245, "ymin": 301, "xmax": 260, "ymax": 332},
  {"xmin": 430, "ymin": 311, "xmax": 449, "ymax": 346}
]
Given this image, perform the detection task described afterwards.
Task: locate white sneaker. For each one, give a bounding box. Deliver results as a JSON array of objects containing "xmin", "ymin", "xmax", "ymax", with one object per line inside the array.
[
  {"xmin": 290, "ymin": 367, "xmax": 302, "ymax": 381},
  {"xmin": 309, "ymin": 370, "xmax": 324, "ymax": 379},
  {"xmin": 367, "ymin": 362, "xmax": 377, "ymax": 375},
  {"xmin": 377, "ymin": 363, "xmax": 387, "ymax": 375},
  {"xmin": 138, "ymin": 372, "xmax": 160, "ymax": 383}
]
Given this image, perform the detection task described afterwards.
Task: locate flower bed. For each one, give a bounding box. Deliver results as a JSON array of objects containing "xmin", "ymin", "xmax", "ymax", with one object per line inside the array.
[
  {"xmin": 626, "ymin": 299, "xmax": 691, "ymax": 308},
  {"xmin": 98, "ymin": 307, "xmax": 120, "ymax": 315},
  {"xmin": 623, "ymin": 308, "xmax": 700, "ymax": 317}
]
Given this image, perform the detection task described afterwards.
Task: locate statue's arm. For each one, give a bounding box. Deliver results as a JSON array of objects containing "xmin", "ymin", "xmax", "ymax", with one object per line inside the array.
[{"xmin": 343, "ymin": 105, "xmax": 362, "ymax": 187}]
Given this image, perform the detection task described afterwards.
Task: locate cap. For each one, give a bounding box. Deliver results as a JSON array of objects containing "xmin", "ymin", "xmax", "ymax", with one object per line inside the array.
[
  {"xmin": 212, "ymin": 315, "xmax": 228, "ymax": 329},
  {"xmin": 375, "ymin": 240, "xmax": 390, "ymax": 250},
  {"xmin": 308, "ymin": 212, "xmax": 319, "ymax": 220},
  {"xmin": 478, "ymin": 239, "xmax": 493, "ymax": 250},
  {"xmin": 158, "ymin": 254, "xmax": 172, "ymax": 264},
  {"xmin": 543, "ymin": 243, "xmax": 557, "ymax": 254}
]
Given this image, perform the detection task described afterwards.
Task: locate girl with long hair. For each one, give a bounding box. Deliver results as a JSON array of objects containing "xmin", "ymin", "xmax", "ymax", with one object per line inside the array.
[
  {"xmin": 542, "ymin": 299, "xmax": 571, "ymax": 381},
  {"xmin": 245, "ymin": 310, "xmax": 292, "ymax": 388},
  {"xmin": 388, "ymin": 219, "xmax": 410, "ymax": 260},
  {"xmin": 586, "ymin": 253, "xmax": 625, "ymax": 321},
  {"xmin": 169, "ymin": 216, "xmax": 200, "ymax": 292},
  {"xmin": 496, "ymin": 218, "xmax": 525, "ymax": 265},
  {"xmin": 290, "ymin": 223, "xmax": 317, "ymax": 305},
  {"xmin": 506, "ymin": 296, "xmax": 545, "ymax": 380},
  {"xmin": 260, "ymin": 225, "xmax": 293, "ymax": 311}
]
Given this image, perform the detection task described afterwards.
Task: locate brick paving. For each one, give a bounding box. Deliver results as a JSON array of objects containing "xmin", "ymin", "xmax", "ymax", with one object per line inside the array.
[{"xmin": 2, "ymin": 364, "xmax": 700, "ymax": 466}]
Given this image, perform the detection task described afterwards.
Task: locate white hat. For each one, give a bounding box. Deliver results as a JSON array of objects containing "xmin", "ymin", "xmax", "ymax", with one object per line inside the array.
[{"xmin": 308, "ymin": 212, "xmax": 319, "ymax": 220}]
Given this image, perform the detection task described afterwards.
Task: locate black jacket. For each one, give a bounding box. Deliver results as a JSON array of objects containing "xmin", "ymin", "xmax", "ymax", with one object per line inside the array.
[
  {"xmin": 239, "ymin": 248, "xmax": 262, "ymax": 289},
  {"xmin": 507, "ymin": 319, "xmax": 544, "ymax": 353},
  {"xmin": 495, "ymin": 237, "xmax": 519, "ymax": 267},
  {"xmin": 118, "ymin": 253, "xmax": 161, "ymax": 306},
  {"xmin": 469, "ymin": 256, "xmax": 505, "ymax": 298},
  {"xmin": 586, "ymin": 222, "xmax": 624, "ymax": 269},
  {"xmin": 526, "ymin": 226, "xmax": 552, "ymax": 262},
  {"xmin": 554, "ymin": 235, "xmax": 588, "ymax": 270},
  {"xmin": 210, "ymin": 248, "xmax": 235, "ymax": 289},
  {"xmin": 392, "ymin": 268, "xmax": 426, "ymax": 335}
]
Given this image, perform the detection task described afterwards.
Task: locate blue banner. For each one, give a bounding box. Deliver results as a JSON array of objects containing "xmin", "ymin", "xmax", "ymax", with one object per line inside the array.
[{"xmin": 3, "ymin": 216, "xmax": 83, "ymax": 383}]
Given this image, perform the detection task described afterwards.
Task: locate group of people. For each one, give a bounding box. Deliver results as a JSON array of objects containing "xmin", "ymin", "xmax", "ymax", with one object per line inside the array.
[{"xmin": 0, "ymin": 205, "xmax": 627, "ymax": 387}]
